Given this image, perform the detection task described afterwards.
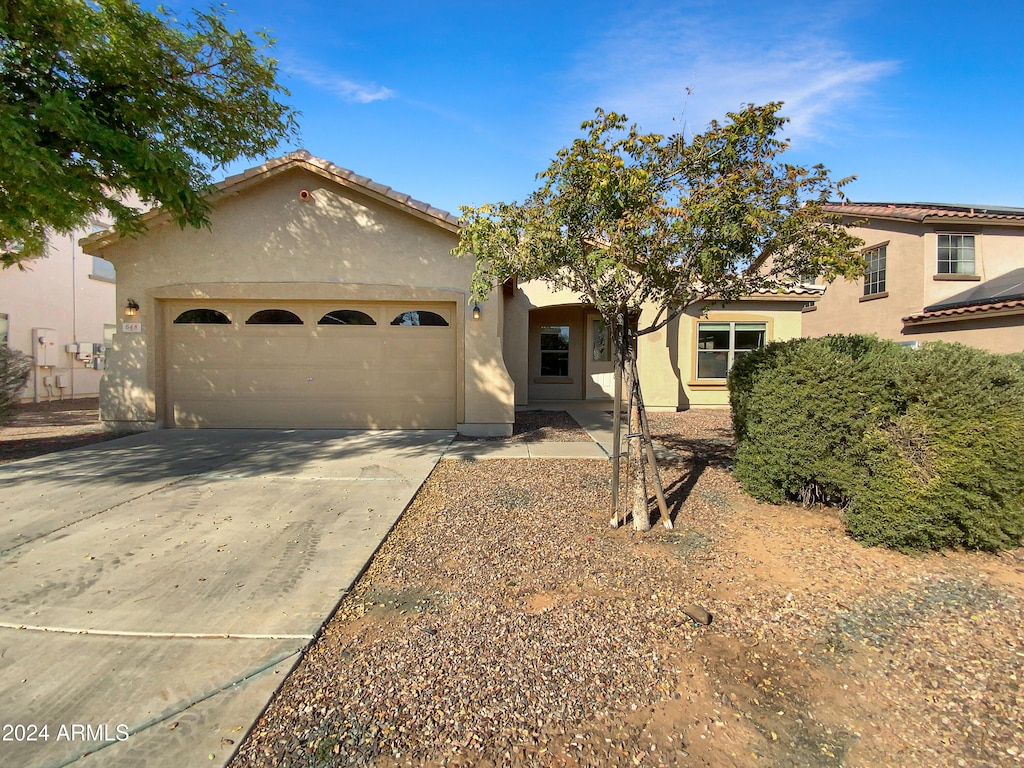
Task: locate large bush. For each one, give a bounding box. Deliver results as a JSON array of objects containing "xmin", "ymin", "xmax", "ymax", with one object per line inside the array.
[
  {"xmin": 729, "ymin": 336, "xmax": 1024, "ymax": 552},
  {"xmin": 0, "ymin": 346, "xmax": 32, "ymax": 425}
]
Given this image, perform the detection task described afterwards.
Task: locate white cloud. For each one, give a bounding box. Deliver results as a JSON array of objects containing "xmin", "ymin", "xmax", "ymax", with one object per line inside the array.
[
  {"xmin": 282, "ymin": 59, "xmax": 396, "ymax": 104},
  {"xmin": 569, "ymin": 6, "xmax": 897, "ymax": 143}
]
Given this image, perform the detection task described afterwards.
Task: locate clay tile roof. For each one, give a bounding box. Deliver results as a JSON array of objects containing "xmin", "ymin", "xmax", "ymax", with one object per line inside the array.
[
  {"xmin": 903, "ymin": 299, "xmax": 1024, "ymax": 324},
  {"xmin": 222, "ymin": 150, "xmax": 462, "ymax": 230},
  {"xmin": 747, "ymin": 284, "xmax": 825, "ymax": 297},
  {"xmin": 823, "ymin": 201, "xmax": 1024, "ymax": 224},
  {"xmin": 903, "ymin": 268, "xmax": 1024, "ymax": 324}
]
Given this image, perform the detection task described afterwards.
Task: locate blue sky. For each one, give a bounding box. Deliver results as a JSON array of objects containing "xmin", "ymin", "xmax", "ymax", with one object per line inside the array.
[{"xmin": 167, "ymin": 0, "xmax": 1024, "ymax": 215}]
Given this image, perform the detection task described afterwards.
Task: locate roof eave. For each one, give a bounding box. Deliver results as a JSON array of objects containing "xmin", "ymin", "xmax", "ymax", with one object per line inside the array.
[
  {"xmin": 903, "ymin": 302, "xmax": 1024, "ymax": 326},
  {"xmin": 80, "ymin": 151, "xmax": 462, "ymax": 254}
]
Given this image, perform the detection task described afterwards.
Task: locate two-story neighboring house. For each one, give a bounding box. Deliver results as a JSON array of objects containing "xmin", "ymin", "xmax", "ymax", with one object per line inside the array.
[
  {"xmin": 0, "ymin": 223, "xmax": 118, "ymax": 402},
  {"xmin": 802, "ymin": 202, "xmax": 1024, "ymax": 353}
]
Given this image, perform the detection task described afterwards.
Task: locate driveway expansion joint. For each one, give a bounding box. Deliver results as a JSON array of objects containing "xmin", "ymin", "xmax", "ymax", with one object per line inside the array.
[
  {"xmin": 0, "ymin": 623, "xmax": 314, "ymax": 640},
  {"xmin": 47, "ymin": 646, "xmax": 305, "ymax": 768},
  {"xmin": 0, "ymin": 429, "xmax": 448, "ymax": 768}
]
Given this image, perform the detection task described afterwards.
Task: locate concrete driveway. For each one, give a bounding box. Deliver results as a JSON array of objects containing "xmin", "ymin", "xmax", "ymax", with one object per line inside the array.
[{"xmin": 0, "ymin": 429, "xmax": 453, "ymax": 768}]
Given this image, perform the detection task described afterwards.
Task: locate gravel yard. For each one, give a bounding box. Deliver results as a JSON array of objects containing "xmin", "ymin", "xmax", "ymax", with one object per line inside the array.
[
  {"xmin": 454, "ymin": 410, "xmax": 593, "ymax": 443},
  {"xmin": 230, "ymin": 410, "xmax": 1024, "ymax": 768},
  {"xmin": 0, "ymin": 397, "xmax": 128, "ymax": 463},
  {"xmin": 2, "ymin": 404, "xmax": 1020, "ymax": 767}
]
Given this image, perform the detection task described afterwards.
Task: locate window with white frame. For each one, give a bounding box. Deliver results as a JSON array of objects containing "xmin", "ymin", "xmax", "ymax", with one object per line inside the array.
[
  {"xmin": 863, "ymin": 245, "xmax": 887, "ymax": 296},
  {"xmin": 0, "ymin": 313, "xmax": 8, "ymax": 346},
  {"xmin": 937, "ymin": 233, "xmax": 976, "ymax": 275},
  {"xmin": 697, "ymin": 322, "xmax": 766, "ymax": 379}
]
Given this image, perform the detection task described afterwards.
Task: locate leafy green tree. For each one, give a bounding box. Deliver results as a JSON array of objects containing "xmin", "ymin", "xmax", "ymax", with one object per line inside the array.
[
  {"xmin": 0, "ymin": 0, "xmax": 298, "ymax": 266},
  {"xmin": 453, "ymin": 103, "xmax": 864, "ymax": 530}
]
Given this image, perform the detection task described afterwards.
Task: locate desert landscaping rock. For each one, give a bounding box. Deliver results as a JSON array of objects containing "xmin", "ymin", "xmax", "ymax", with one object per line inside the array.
[
  {"xmin": 0, "ymin": 398, "xmax": 130, "ymax": 463},
  {"xmin": 4, "ymin": 405, "xmax": 1022, "ymax": 767},
  {"xmin": 227, "ymin": 411, "xmax": 1024, "ymax": 768},
  {"xmin": 681, "ymin": 604, "xmax": 713, "ymax": 626}
]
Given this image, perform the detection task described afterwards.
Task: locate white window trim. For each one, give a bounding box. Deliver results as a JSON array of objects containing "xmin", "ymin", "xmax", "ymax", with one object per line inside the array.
[
  {"xmin": 539, "ymin": 325, "xmax": 571, "ymax": 378},
  {"xmin": 863, "ymin": 244, "xmax": 887, "ymax": 296},
  {"xmin": 936, "ymin": 232, "xmax": 977, "ymax": 276}
]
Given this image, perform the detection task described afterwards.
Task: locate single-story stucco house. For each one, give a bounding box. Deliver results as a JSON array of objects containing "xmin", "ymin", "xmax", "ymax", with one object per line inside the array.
[{"xmin": 81, "ymin": 151, "xmax": 820, "ymax": 435}]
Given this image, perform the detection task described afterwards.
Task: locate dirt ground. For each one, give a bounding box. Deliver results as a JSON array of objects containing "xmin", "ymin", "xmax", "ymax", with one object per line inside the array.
[
  {"xmin": 0, "ymin": 398, "xmax": 131, "ymax": 464},
  {"xmin": 233, "ymin": 411, "xmax": 1024, "ymax": 768},
  {"xmin": 4, "ymin": 404, "xmax": 1023, "ymax": 767}
]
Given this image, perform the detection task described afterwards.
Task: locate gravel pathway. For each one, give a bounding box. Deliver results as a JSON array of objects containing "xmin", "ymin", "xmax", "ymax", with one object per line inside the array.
[{"xmin": 229, "ymin": 410, "xmax": 1024, "ymax": 768}]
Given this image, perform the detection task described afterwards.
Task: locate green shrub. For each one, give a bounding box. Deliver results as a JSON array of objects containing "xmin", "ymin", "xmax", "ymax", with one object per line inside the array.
[
  {"xmin": 727, "ymin": 337, "xmax": 802, "ymax": 442},
  {"xmin": 846, "ymin": 343, "xmax": 1024, "ymax": 552},
  {"xmin": 731, "ymin": 335, "xmax": 903, "ymax": 505},
  {"xmin": 732, "ymin": 336, "xmax": 1024, "ymax": 553},
  {"xmin": 0, "ymin": 345, "xmax": 32, "ymax": 425}
]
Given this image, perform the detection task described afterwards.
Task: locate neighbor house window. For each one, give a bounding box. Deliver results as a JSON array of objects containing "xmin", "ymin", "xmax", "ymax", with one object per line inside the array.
[
  {"xmin": 592, "ymin": 317, "xmax": 611, "ymax": 362},
  {"xmin": 0, "ymin": 313, "xmax": 8, "ymax": 346},
  {"xmin": 90, "ymin": 256, "xmax": 116, "ymax": 281},
  {"xmin": 937, "ymin": 234, "xmax": 976, "ymax": 275},
  {"xmin": 540, "ymin": 325, "xmax": 570, "ymax": 376},
  {"xmin": 863, "ymin": 245, "xmax": 887, "ymax": 296},
  {"xmin": 697, "ymin": 322, "xmax": 766, "ymax": 379}
]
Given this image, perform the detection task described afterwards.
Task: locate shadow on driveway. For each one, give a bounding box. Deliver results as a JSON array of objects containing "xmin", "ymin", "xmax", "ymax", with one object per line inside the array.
[{"xmin": 0, "ymin": 428, "xmax": 452, "ymax": 768}]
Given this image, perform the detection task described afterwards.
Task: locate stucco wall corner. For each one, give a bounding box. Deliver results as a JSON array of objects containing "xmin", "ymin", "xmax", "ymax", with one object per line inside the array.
[
  {"xmin": 461, "ymin": 332, "xmax": 515, "ymax": 434},
  {"xmin": 99, "ymin": 333, "xmax": 158, "ymax": 426}
]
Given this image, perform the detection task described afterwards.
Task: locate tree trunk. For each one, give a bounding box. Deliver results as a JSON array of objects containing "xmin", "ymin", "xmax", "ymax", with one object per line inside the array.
[
  {"xmin": 609, "ymin": 327, "xmax": 623, "ymax": 529},
  {"xmin": 632, "ymin": 358, "xmax": 671, "ymax": 529},
  {"xmin": 622, "ymin": 328, "xmax": 650, "ymax": 532}
]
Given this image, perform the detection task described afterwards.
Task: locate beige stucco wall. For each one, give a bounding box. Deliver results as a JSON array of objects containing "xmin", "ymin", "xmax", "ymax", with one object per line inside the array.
[
  {"xmin": 641, "ymin": 300, "xmax": 807, "ymax": 409},
  {"xmin": 903, "ymin": 314, "xmax": 1024, "ymax": 353},
  {"xmin": 0, "ymin": 227, "xmax": 116, "ymax": 402},
  {"xmin": 87, "ymin": 165, "xmax": 513, "ymax": 433},
  {"xmin": 804, "ymin": 217, "xmax": 1024, "ymax": 352},
  {"xmin": 921, "ymin": 224, "xmax": 1024, "ymax": 308},
  {"xmin": 505, "ymin": 280, "xmax": 809, "ymax": 409},
  {"xmin": 802, "ymin": 219, "xmax": 925, "ymax": 340}
]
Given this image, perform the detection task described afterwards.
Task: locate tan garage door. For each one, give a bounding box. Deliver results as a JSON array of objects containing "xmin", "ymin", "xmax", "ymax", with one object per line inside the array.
[{"xmin": 165, "ymin": 301, "xmax": 457, "ymax": 428}]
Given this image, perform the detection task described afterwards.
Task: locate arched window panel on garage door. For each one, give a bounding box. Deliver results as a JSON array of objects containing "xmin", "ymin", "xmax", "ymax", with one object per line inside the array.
[
  {"xmin": 318, "ymin": 309, "xmax": 376, "ymax": 326},
  {"xmin": 246, "ymin": 309, "xmax": 304, "ymax": 325},
  {"xmin": 390, "ymin": 310, "xmax": 449, "ymax": 326},
  {"xmin": 174, "ymin": 308, "xmax": 231, "ymax": 324}
]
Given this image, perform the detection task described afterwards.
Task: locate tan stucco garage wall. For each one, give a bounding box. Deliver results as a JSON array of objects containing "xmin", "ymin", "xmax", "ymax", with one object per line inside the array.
[{"xmin": 87, "ymin": 162, "xmax": 513, "ymax": 434}]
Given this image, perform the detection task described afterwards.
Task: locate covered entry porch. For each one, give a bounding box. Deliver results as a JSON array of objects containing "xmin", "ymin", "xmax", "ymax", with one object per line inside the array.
[{"xmin": 525, "ymin": 304, "xmax": 616, "ymax": 403}]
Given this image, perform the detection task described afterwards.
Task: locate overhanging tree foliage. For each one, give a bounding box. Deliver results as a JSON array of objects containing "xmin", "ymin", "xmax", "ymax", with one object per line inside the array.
[
  {"xmin": 1, "ymin": 0, "xmax": 298, "ymax": 266},
  {"xmin": 452, "ymin": 103, "xmax": 865, "ymax": 531}
]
